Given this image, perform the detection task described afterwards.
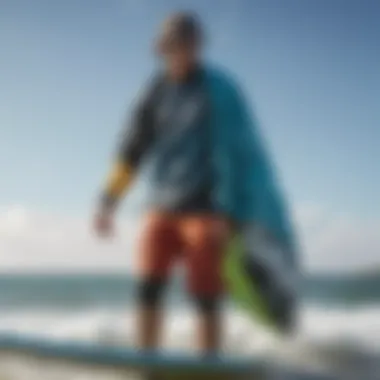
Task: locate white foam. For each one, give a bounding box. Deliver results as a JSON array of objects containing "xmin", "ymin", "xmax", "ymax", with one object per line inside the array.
[{"xmin": 0, "ymin": 305, "xmax": 379, "ymax": 356}]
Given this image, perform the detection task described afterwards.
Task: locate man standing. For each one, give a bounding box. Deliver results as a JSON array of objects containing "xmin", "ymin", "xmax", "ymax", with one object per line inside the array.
[{"xmin": 94, "ymin": 11, "xmax": 296, "ymax": 355}]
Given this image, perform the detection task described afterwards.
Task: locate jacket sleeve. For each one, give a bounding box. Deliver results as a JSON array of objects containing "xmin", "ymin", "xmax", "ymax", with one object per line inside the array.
[
  {"xmin": 100, "ymin": 77, "xmax": 159, "ymax": 210},
  {"xmin": 117, "ymin": 81, "xmax": 158, "ymax": 168}
]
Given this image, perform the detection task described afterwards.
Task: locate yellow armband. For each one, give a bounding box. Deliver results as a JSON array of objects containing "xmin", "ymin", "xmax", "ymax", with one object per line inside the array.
[{"xmin": 104, "ymin": 161, "xmax": 135, "ymax": 203}]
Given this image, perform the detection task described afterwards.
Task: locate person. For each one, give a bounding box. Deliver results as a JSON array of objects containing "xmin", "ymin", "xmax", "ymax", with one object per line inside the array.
[{"xmin": 93, "ymin": 11, "xmax": 297, "ymax": 355}]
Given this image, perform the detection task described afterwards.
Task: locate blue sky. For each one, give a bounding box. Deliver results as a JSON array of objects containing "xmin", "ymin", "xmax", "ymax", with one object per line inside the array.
[{"xmin": 0, "ymin": 0, "xmax": 379, "ymax": 272}]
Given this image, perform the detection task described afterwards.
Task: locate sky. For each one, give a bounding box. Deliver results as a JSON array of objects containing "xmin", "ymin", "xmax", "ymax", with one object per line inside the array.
[{"xmin": 0, "ymin": 0, "xmax": 379, "ymax": 273}]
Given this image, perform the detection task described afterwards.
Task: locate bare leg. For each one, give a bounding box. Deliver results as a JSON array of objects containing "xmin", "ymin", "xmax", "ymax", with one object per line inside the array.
[
  {"xmin": 136, "ymin": 212, "xmax": 180, "ymax": 352},
  {"xmin": 198, "ymin": 307, "xmax": 222, "ymax": 355},
  {"xmin": 137, "ymin": 305, "xmax": 163, "ymax": 350},
  {"xmin": 181, "ymin": 215, "xmax": 228, "ymax": 356}
]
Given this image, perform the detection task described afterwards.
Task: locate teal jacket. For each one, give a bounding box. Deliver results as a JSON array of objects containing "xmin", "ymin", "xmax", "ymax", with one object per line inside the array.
[{"xmin": 205, "ymin": 67, "xmax": 298, "ymax": 268}]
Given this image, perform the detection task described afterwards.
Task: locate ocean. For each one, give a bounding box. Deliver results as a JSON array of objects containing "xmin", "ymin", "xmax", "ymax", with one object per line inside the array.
[{"xmin": 0, "ymin": 273, "xmax": 379, "ymax": 379}]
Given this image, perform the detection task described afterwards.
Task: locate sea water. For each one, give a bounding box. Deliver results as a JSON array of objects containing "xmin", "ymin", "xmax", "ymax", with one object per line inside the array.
[{"xmin": 0, "ymin": 274, "xmax": 379, "ymax": 379}]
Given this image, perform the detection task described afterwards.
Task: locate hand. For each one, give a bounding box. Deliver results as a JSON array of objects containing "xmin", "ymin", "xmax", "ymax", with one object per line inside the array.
[{"xmin": 93, "ymin": 208, "xmax": 115, "ymax": 238}]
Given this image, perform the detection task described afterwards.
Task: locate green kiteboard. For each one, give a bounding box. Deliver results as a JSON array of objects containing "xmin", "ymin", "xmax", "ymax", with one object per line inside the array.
[
  {"xmin": 223, "ymin": 233, "xmax": 272, "ymax": 327},
  {"xmin": 222, "ymin": 230, "xmax": 297, "ymax": 334}
]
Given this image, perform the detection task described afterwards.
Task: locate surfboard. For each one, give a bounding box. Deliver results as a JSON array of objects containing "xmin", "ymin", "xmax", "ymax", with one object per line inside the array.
[{"xmin": 0, "ymin": 333, "xmax": 258, "ymax": 380}]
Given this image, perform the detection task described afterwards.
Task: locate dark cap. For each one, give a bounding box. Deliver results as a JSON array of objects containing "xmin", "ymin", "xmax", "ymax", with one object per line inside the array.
[{"xmin": 156, "ymin": 11, "xmax": 203, "ymax": 53}]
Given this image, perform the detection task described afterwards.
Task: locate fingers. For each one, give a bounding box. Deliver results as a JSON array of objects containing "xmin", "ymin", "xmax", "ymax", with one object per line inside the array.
[{"xmin": 93, "ymin": 212, "xmax": 114, "ymax": 238}]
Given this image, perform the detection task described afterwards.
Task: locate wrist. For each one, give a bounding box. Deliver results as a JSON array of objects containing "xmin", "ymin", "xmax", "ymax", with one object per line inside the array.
[{"xmin": 99, "ymin": 193, "xmax": 118, "ymax": 215}]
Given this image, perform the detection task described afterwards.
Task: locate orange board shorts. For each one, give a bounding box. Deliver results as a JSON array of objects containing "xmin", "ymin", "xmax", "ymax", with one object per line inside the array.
[{"xmin": 137, "ymin": 212, "xmax": 230, "ymax": 298}]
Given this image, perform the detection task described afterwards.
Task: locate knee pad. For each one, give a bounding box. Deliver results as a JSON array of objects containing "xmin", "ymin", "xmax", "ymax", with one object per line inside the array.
[
  {"xmin": 194, "ymin": 296, "xmax": 220, "ymax": 315},
  {"xmin": 137, "ymin": 278, "xmax": 166, "ymax": 308}
]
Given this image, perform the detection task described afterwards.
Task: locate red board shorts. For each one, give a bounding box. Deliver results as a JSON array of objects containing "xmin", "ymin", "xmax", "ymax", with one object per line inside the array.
[{"xmin": 137, "ymin": 212, "xmax": 230, "ymax": 298}]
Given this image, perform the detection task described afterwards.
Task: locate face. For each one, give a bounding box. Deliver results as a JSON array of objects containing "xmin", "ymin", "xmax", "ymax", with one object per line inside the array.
[{"xmin": 161, "ymin": 42, "xmax": 198, "ymax": 79}]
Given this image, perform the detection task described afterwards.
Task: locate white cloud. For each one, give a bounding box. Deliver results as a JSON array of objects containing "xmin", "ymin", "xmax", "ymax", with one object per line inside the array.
[
  {"xmin": 293, "ymin": 202, "xmax": 380, "ymax": 273},
  {"xmin": 0, "ymin": 204, "xmax": 379, "ymax": 273},
  {"xmin": 0, "ymin": 206, "xmax": 141, "ymax": 273}
]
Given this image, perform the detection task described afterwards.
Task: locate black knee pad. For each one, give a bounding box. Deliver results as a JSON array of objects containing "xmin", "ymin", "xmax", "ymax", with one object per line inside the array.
[
  {"xmin": 137, "ymin": 278, "xmax": 166, "ymax": 308},
  {"xmin": 194, "ymin": 296, "xmax": 220, "ymax": 315}
]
